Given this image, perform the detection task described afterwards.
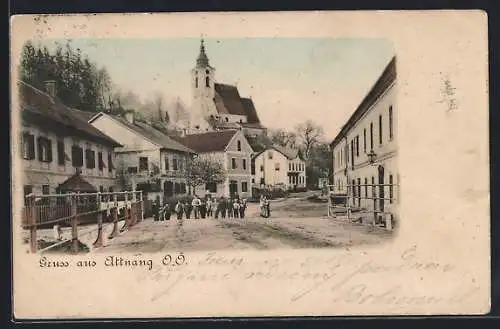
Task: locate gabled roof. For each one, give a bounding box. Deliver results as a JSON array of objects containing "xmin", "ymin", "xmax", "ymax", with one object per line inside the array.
[
  {"xmin": 57, "ymin": 173, "xmax": 97, "ymax": 193},
  {"xmin": 252, "ymin": 144, "xmax": 302, "ymax": 161},
  {"xmin": 240, "ymin": 98, "xmax": 261, "ymax": 124},
  {"xmin": 92, "ymin": 113, "xmax": 196, "ymax": 154},
  {"xmin": 331, "ymin": 56, "xmax": 396, "ymax": 148},
  {"xmin": 214, "ymin": 83, "xmax": 247, "ymax": 116},
  {"xmin": 174, "ymin": 129, "xmax": 238, "ymax": 153},
  {"xmin": 19, "ymin": 80, "xmax": 122, "ymax": 147}
]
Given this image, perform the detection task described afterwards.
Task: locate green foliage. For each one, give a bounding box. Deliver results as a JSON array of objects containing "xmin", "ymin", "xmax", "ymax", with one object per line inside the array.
[
  {"xmin": 183, "ymin": 156, "xmax": 226, "ymax": 189},
  {"xmin": 19, "ymin": 40, "xmax": 112, "ymax": 112}
]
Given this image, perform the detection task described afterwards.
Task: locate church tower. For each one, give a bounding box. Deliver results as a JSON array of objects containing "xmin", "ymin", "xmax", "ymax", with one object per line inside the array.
[{"xmin": 190, "ymin": 38, "xmax": 216, "ymax": 130}]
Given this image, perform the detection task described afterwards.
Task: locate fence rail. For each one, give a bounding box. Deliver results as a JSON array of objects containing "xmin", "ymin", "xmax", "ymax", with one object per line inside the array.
[
  {"xmin": 22, "ymin": 190, "xmax": 144, "ymax": 253},
  {"xmin": 326, "ymin": 182, "xmax": 399, "ymax": 231}
]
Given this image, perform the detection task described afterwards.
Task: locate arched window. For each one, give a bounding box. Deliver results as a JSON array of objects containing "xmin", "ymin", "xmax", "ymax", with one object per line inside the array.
[
  {"xmin": 205, "ymin": 76, "xmax": 210, "ymax": 87},
  {"xmin": 195, "ymin": 77, "xmax": 198, "ymax": 88},
  {"xmin": 237, "ymin": 140, "xmax": 241, "ymax": 151}
]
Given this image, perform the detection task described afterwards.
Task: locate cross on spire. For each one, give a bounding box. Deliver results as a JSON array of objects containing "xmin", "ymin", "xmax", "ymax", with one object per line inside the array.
[{"xmin": 196, "ymin": 36, "xmax": 210, "ymax": 68}]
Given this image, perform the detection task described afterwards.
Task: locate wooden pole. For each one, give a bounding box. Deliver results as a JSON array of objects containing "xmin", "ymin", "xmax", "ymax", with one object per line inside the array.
[
  {"xmin": 109, "ymin": 194, "xmax": 119, "ymax": 239},
  {"xmin": 71, "ymin": 194, "xmax": 79, "ymax": 254},
  {"xmin": 93, "ymin": 192, "xmax": 103, "ymax": 247},
  {"xmin": 139, "ymin": 191, "xmax": 144, "ymax": 222},
  {"xmin": 28, "ymin": 195, "xmax": 37, "ymax": 253}
]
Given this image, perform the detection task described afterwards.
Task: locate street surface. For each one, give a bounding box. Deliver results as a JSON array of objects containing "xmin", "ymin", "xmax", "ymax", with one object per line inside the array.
[{"xmin": 96, "ymin": 193, "xmax": 393, "ymax": 253}]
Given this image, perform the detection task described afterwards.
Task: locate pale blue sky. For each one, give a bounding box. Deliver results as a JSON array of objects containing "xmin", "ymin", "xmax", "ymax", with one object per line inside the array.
[{"xmin": 38, "ymin": 37, "xmax": 395, "ymax": 140}]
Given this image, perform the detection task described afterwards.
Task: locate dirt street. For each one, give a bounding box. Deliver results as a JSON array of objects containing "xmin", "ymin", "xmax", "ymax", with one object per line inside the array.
[{"xmin": 96, "ymin": 194, "xmax": 393, "ymax": 253}]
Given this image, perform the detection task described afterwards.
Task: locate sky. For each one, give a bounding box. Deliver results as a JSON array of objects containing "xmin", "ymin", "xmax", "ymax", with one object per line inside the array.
[{"xmin": 37, "ymin": 37, "xmax": 395, "ymax": 140}]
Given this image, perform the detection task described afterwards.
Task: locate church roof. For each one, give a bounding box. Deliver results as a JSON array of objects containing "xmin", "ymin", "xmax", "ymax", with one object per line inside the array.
[
  {"xmin": 240, "ymin": 98, "xmax": 261, "ymax": 124},
  {"xmin": 213, "ymin": 83, "xmax": 264, "ymax": 125},
  {"xmin": 175, "ymin": 129, "xmax": 238, "ymax": 153},
  {"xmin": 196, "ymin": 39, "xmax": 212, "ymax": 69}
]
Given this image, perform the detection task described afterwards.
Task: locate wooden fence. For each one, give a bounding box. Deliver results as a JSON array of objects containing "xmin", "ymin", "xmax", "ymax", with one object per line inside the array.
[
  {"xmin": 22, "ymin": 190, "xmax": 144, "ymax": 253},
  {"xmin": 326, "ymin": 182, "xmax": 399, "ymax": 231}
]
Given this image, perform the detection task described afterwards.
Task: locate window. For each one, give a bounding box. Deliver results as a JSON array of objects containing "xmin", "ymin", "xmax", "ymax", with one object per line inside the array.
[
  {"xmin": 42, "ymin": 185, "xmax": 50, "ymax": 195},
  {"xmin": 225, "ymin": 117, "xmax": 229, "ymax": 122},
  {"xmin": 22, "ymin": 133, "xmax": 35, "ymax": 160},
  {"xmin": 275, "ymin": 162, "xmax": 280, "ymax": 171},
  {"xmin": 371, "ymin": 176, "xmax": 376, "ymax": 198},
  {"xmin": 356, "ymin": 135, "xmax": 359, "ymax": 157},
  {"xmin": 139, "ymin": 157, "xmax": 148, "ymax": 171},
  {"xmin": 242, "ymin": 159, "xmax": 247, "ymax": 170},
  {"xmin": 389, "ymin": 174, "xmax": 394, "ymax": 204},
  {"xmin": 165, "ymin": 157, "xmax": 170, "ymax": 171},
  {"xmin": 379, "ymin": 114, "xmax": 383, "ymax": 145},
  {"xmin": 260, "ymin": 165, "xmax": 264, "ymax": 172},
  {"xmin": 252, "ymin": 178, "xmax": 255, "ymax": 183},
  {"xmin": 346, "ymin": 144, "xmax": 349, "ymax": 164},
  {"xmin": 251, "ymin": 160, "xmax": 255, "ymax": 175},
  {"xmin": 23, "ymin": 185, "xmax": 32, "ymax": 198},
  {"xmin": 352, "ymin": 179, "xmax": 356, "ymax": 198},
  {"xmin": 350, "ymin": 139, "xmax": 354, "ymax": 167},
  {"xmin": 72, "ymin": 146, "xmax": 83, "ymax": 167},
  {"xmin": 241, "ymin": 182, "xmax": 248, "ymax": 192},
  {"xmin": 289, "ymin": 163, "xmax": 292, "ymax": 171},
  {"xmin": 108, "ymin": 187, "xmax": 114, "ymax": 193},
  {"xmin": 99, "ymin": 185, "xmax": 104, "ymax": 193},
  {"xmin": 231, "ymin": 158, "xmax": 237, "ymax": 169},
  {"xmin": 363, "ymin": 128, "xmax": 367, "ymax": 153},
  {"xmin": 108, "ymin": 153, "xmax": 114, "ymax": 172},
  {"xmin": 206, "ymin": 69, "xmax": 210, "ymax": 74},
  {"xmin": 205, "ymin": 76, "xmax": 210, "ymax": 87},
  {"xmin": 389, "ymin": 106, "xmax": 394, "ymax": 140},
  {"xmin": 357, "ymin": 178, "xmax": 361, "ymax": 204},
  {"xmin": 364, "ymin": 178, "xmax": 368, "ymax": 198},
  {"xmin": 127, "ymin": 167, "xmax": 138, "ymax": 173},
  {"xmin": 57, "ymin": 140, "xmax": 65, "ymax": 165},
  {"xmin": 85, "ymin": 149, "xmax": 95, "ymax": 169},
  {"xmin": 37, "ymin": 137, "xmax": 52, "ymax": 163},
  {"xmin": 260, "ymin": 178, "xmax": 265, "ymax": 185},
  {"xmin": 98, "ymin": 152, "xmax": 104, "ymax": 170},
  {"xmin": 181, "ymin": 183, "xmax": 186, "ymax": 194},
  {"xmin": 370, "ymin": 122, "xmax": 374, "ymax": 150},
  {"xmin": 237, "ymin": 140, "xmax": 241, "ymax": 151},
  {"xmin": 268, "ymin": 151, "xmax": 273, "ymax": 159},
  {"xmin": 195, "ymin": 77, "xmax": 198, "ymax": 88},
  {"xmin": 172, "ymin": 158, "xmax": 178, "ymax": 171}
]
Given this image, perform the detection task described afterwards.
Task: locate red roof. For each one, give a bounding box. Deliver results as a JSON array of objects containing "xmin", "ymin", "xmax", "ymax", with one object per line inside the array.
[{"xmin": 175, "ymin": 130, "xmax": 238, "ymax": 153}]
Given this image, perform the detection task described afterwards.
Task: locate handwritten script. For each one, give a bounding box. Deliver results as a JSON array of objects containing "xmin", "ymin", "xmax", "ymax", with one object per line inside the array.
[{"xmin": 135, "ymin": 247, "xmax": 479, "ymax": 308}]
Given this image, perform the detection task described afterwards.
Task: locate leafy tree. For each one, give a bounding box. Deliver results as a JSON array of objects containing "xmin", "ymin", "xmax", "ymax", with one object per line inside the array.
[
  {"xmin": 183, "ymin": 156, "xmax": 226, "ymax": 193},
  {"xmin": 295, "ymin": 120, "xmax": 324, "ymax": 160},
  {"xmin": 269, "ymin": 129, "xmax": 297, "ymax": 149}
]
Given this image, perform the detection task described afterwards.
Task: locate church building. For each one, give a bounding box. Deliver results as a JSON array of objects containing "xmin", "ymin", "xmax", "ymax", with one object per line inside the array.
[{"xmin": 187, "ymin": 39, "xmax": 267, "ymax": 137}]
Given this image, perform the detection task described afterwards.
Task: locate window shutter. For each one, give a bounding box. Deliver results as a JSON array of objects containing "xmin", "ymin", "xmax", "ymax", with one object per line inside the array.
[
  {"xmin": 47, "ymin": 139, "xmax": 53, "ymax": 162},
  {"xmin": 28, "ymin": 135, "xmax": 35, "ymax": 159},
  {"xmin": 37, "ymin": 137, "xmax": 43, "ymax": 161}
]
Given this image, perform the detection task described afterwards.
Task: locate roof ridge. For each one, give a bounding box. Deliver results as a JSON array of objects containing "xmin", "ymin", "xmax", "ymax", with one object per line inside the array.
[{"xmin": 18, "ymin": 80, "xmax": 56, "ymax": 104}]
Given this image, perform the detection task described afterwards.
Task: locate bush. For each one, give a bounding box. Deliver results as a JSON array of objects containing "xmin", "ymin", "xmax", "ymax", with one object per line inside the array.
[{"xmin": 251, "ymin": 187, "xmax": 289, "ymax": 201}]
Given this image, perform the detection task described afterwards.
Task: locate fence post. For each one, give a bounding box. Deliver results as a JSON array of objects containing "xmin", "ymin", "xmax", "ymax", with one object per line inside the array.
[
  {"xmin": 139, "ymin": 190, "xmax": 144, "ymax": 222},
  {"xmin": 27, "ymin": 194, "xmax": 37, "ymax": 253},
  {"xmin": 120, "ymin": 192, "xmax": 130, "ymax": 232},
  {"xmin": 93, "ymin": 192, "xmax": 103, "ymax": 247},
  {"xmin": 71, "ymin": 193, "xmax": 79, "ymax": 254},
  {"xmin": 131, "ymin": 191, "xmax": 137, "ymax": 226},
  {"xmin": 109, "ymin": 194, "xmax": 119, "ymax": 239}
]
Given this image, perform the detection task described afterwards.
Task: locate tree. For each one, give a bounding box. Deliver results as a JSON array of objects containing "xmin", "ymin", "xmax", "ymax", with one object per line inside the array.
[
  {"xmin": 269, "ymin": 129, "xmax": 297, "ymax": 149},
  {"xmin": 295, "ymin": 120, "xmax": 324, "ymax": 159},
  {"xmin": 305, "ymin": 142, "xmax": 333, "ymax": 188},
  {"xmin": 183, "ymin": 156, "xmax": 226, "ymax": 193}
]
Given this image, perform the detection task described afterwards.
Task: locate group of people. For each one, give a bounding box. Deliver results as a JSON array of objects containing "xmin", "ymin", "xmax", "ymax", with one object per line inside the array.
[
  {"xmin": 153, "ymin": 195, "xmax": 248, "ymax": 221},
  {"xmin": 259, "ymin": 195, "xmax": 271, "ymax": 218}
]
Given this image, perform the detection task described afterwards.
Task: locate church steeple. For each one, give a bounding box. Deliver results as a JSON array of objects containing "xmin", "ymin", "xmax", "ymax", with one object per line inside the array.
[{"xmin": 196, "ymin": 38, "xmax": 210, "ymax": 68}]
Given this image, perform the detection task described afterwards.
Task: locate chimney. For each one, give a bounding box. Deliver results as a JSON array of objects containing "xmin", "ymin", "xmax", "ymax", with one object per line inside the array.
[
  {"xmin": 44, "ymin": 80, "xmax": 56, "ymax": 98},
  {"xmin": 124, "ymin": 110, "xmax": 135, "ymax": 124}
]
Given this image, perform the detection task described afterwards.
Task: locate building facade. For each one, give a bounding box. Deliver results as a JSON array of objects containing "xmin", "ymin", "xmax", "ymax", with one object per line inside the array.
[
  {"xmin": 252, "ymin": 145, "xmax": 307, "ymax": 190},
  {"xmin": 187, "ymin": 39, "xmax": 267, "ymax": 137},
  {"xmin": 176, "ymin": 129, "xmax": 253, "ymax": 199},
  {"xmin": 18, "ymin": 80, "xmax": 121, "ymax": 196},
  {"xmin": 330, "ymin": 56, "xmax": 398, "ymax": 226},
  {"xmin": 87, "ymin": 111, "xmax": 196, "ymax": 199}
]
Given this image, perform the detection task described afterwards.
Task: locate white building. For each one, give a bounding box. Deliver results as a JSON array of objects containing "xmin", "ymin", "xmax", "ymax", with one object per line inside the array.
[
  {"xmin": 252, "ymin": 145, "xmax": 306, "ymax": 190},
  {"xmin": 330, "ymin": 56, "xmax": 398, "ymax": 227},
  {"xmin": 187, "ymin": 39, "xmax": 267, "ymax": 137},
  {"xmin": 175, "ymin": 129, "xmax": 253, "ymax": 199},
  {"xmin": 87, "ymin": 111, "xmax": 196, "ymax": 198},
  {"xmin": 18, "ymin": 80, "xmax": 122, "ymax": 196}
]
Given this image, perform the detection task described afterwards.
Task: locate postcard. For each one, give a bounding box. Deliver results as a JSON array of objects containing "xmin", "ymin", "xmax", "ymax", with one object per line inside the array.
[{"xmin": 10, "ymin": 10, "xmax": 489, "ymax": 319}]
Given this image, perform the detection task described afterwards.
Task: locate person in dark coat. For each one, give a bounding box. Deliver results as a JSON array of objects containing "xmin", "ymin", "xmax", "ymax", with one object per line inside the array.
[
  {"xmin": 153, "ymin": 199, "xmax": 159, "ymax": 221},
  {"xmin": 200, "ymin": 199, "xmax": 207, "ymax": 219},
  {"xmin": 217, "ymin": 197, "xmax": 225, "ymax": 219},
  {"xmin": 227, "ymin": 198, "xmax": 233, "ymax": 219},
  {"xmin": 239, "ymin": 198, "xmax": 246, "ymax": 219},
  {"xmin": 162, "ymin": 203, "xmax": 172, "ymax": 221},
  {"xmin": 175, "ymin": 201, "xmax": 184, "ymax": 220},
  {"xmin": 184, "ymin": 201, "xmax": 192, "ymax": 219}
]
